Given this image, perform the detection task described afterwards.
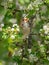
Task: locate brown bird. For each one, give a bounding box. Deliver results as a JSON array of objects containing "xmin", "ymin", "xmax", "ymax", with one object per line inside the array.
[{"xmin": 20, "ymin": 17, "xmax": 30, "ymax": 40}]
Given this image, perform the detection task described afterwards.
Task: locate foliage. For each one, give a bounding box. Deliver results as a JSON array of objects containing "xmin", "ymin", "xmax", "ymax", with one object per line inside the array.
[{"xmin": 0, "ymin": 0, "xmax": 49, "ymax": 65}]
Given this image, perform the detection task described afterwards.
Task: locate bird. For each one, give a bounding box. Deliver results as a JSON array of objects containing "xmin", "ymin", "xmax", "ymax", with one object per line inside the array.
[{"xmin": 20, "ymin": 17, "xmax": 30, "ymax": 40}]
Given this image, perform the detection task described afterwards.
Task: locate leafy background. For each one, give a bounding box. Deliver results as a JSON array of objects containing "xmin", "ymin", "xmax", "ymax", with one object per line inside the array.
[{"xmin": 0, "ymin": 0, "xmax": 49, "ymax": 65}]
